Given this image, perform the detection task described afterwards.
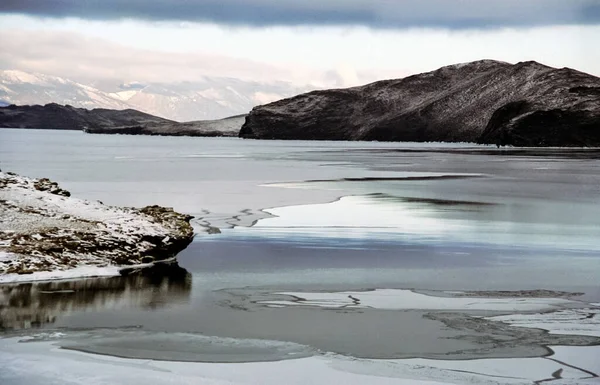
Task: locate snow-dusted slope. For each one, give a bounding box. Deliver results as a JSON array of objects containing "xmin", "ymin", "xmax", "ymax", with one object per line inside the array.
[
  {"xmin": 240, "ymin": 60, "xmax": 600, "ymax": 146},
  {"xmin": 0, "ymin": 70, "xmax": 133, "ymax": 111},
  {"xmin": 0, "ymin": 70, "xmax": 313, "ymax": 121},
  {"xmin": 0, "ymin": 171, "xmax": 194, "ymax": 282}
]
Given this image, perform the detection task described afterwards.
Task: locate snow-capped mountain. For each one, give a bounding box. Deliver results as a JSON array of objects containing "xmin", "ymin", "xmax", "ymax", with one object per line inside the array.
[{"xmin": 0, "ymin": 70, "xmax": 315, "ymax": 121}]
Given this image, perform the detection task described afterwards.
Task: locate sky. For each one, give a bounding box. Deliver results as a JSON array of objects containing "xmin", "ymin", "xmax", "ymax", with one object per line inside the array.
[{"xmin": 0, "ymin": 1, "xmax": 599, "ymax": 87}]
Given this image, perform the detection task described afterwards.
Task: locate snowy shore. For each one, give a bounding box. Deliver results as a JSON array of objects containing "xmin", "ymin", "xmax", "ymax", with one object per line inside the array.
[{"xmin": 0, "ymin": 171, "xmax": 194, "ymax": 283}]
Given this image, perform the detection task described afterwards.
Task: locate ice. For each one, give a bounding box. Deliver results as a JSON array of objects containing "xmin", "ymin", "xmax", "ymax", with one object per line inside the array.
[
  {"xmin": 0, "ymin": 337, "xmax": 447, "ymax": 385},
  {"xmin": 0, "ymin": 265, "xmax": 120, "ymax": 284},
  {"xmin": 0, "ymin": 335, "xmax": 597, "ymax": 385},
  {"xmin": 254, "ymin": 194, "xmax": 600, "ymax": 250},
  {"xmin": 551, "ymin": 345, "xmax": 600, "ymax": 375},
  {"xmin": 331, "ymin": 353, "xmax": 596, "ymax": 384},
  {"xmin": 259, "ymin": 289, "xmax": 581, "ymax": 312}
]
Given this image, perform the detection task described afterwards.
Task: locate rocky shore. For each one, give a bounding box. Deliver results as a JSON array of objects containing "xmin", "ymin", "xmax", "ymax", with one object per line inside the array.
[{"xmin": 0, "ymin": 171, "xmax": 194, "ymax": 282}]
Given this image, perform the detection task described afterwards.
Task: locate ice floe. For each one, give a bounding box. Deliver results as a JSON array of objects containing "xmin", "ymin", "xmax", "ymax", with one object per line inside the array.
[{"xmin": 258, "ymin": 289, "xmax": 583, "ymax": 312}]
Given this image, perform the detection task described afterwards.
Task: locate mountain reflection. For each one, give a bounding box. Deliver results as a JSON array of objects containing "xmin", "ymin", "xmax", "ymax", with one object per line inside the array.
[{"xmin": 0, "ymin": 268, "xmax": 191, "ymax": 330}]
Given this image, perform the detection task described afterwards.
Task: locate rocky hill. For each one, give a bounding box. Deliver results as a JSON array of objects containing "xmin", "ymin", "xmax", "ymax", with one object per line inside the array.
[
  {"xmin": 0, "ymin": 103, "xmax": 172, "ymax": 130},
  {"xmin": 84, "ymin": 114, "xmax": 246, "ymax": 137},
  {"xmin": 0, "ymin": 103, "xmax": 243, "ymax": 137},
  {"xmin": 240, "ymin": 60, "xmax": 600, "ymax": 146}
]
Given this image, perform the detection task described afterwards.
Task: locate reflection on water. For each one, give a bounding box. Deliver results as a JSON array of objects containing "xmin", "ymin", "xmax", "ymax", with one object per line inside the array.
[{"xmin": 0, "ymin": 268, "xmax": 191, "ymax": 330}]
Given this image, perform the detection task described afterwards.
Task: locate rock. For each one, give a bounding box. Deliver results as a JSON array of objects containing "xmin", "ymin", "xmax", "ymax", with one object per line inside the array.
[
  {"xmin": 33, "ymin": 178, "xmax": 71, "ymax": 197},
  {"xmin": 0, "ymin": 171, "xmax": 195, "ymax": 279},
  {"xmin": 240, "ymin": 60, "xmax": 600, "ymax": 147}
]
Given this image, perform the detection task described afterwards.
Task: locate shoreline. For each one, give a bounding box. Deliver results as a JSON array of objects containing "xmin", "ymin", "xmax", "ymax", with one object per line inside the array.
[{"xmin": 0, "ymin": 171, "xmax": 195, "ymax": 283}]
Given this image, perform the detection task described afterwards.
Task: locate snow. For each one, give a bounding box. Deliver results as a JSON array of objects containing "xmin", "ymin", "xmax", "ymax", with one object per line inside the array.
[
  {"xmin": 0, "ymin": 171, "xmax": 192, "ymax": 283},
  {"xmin": 0, "ymin": 172, "xmax": 168, "ymax": 237},
  {"xmin": 258, "ymin": 289, "xmax": 582, "ymax": 312},
  {"xmin": 0, "ymin": 70, "xmax": 51, "ymax": 85},
  {"xmin": 337, "ymin": 353, "xmax": 597, "ymax": 384},
  {"xmin": 0, "ymin": 251, "xmax": 11, "ymax": 262},
  {"xmin": 0, "ymin": 69, "xmax": 315, "ymax": 121},
  {"xmin": 110, "ymin": 90, "xmax": 139, "ymax": 101},
  {"xmin": 551, "ymin": 346, "xmax": 600, "ymax": 375},
  {"xmin": 486, "ymin": 308, "xmax": 600, "ymax": 337}
]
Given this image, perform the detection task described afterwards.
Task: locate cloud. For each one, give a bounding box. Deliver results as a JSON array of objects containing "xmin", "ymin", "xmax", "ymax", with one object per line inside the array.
[
  {"xmin": 0, "ymin": 29, "xmax": 293, "ymax": 84},
  {"xmin": 0, "ymin": 29, "xmax": 403, "ymax": 87},
  {"xmin": 1, "ymin": 0, "xmax": 599, "ymax": 29}
]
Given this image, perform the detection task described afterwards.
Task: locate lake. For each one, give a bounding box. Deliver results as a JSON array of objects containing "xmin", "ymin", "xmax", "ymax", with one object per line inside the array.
[{"xmin": 1, "ymin": 129, "xmax": 599, "ymax": 384}]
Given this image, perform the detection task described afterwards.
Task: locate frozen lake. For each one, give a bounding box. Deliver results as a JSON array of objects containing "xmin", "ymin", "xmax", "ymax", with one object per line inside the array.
[{"xmin": 1, "ymin": 129, "xmax": 599, "ymax": 384}]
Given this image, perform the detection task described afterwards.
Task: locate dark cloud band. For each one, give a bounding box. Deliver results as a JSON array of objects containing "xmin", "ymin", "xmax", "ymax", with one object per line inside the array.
[{"xmin": 1, "ymin": 0, "xmax": 599, "ymax": 29}]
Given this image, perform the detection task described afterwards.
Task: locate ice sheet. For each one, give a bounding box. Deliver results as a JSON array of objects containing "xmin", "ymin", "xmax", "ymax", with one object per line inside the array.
[
  {"xmin": 259, "ymin": 289, "xmax": 581, "ymax": 312},
  {"xmin": 0, "ymin": 335, "xmax": 597, "ymax": 385}
]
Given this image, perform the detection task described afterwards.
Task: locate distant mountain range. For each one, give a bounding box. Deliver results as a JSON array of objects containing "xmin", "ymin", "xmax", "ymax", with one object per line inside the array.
[
  {"xmin": 3, "ymin": 61, "xmax": 599, "ymax": 146},
  {"xmin": 0, "ymin": 70, "xmax": 314, "ymax": 121}
]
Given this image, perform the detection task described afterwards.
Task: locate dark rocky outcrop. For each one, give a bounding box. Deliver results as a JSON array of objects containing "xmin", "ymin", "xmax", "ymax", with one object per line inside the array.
[
  {"xmin": 240, "ymin": 60, "xmax": 600, "ymax": 146},
  {"xmin": 0, "ymin": 103, "xmax": 243, "ymax": 137}
]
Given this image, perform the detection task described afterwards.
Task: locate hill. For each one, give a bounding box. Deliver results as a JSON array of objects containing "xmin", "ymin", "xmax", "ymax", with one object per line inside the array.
[{"xmin": 240, "ymin": 61, "xmax": 600, "ymax": 146}]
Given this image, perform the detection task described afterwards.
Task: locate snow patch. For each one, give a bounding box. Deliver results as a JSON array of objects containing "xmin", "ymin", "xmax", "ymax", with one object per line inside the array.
[
  {"xmin": 0, "ymin": 265, "xmax": 120, "ymax": 284},
  {"xmin": 486, "ymin": 308, "xmax": 600, "ymax": 337}
]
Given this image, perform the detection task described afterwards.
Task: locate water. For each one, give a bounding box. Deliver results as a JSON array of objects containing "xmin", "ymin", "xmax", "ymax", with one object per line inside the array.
[{"xmin": 1, "ymin": 128, "xmax": 600, "ymax": 362}]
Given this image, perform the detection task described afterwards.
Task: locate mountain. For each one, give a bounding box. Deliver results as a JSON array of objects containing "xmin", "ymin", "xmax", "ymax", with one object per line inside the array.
[
  {"xmin": 84, "ymin": 114, "xmax": 246, "ymax": 137},
  {"xmin": 0, "ymin": 103, "xmax": 171, "ymax": 130},
  {"xmin": 0, "ymin": 71, "xmax": 133, "ymax": 111},
  {"xmin": 0, "ymin": 103, "xmax": 243, "ymax": 137},
  {"xmin": 0, "ymin": 70, "xmax": 313, "ymax": 121},
  {"xmin": 240, "ymin": 60, "xmax": 600, "ymax": 147}
]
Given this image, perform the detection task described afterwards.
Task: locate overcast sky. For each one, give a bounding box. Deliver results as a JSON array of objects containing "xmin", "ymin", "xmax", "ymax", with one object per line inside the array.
[{"xmin": 1, "ymin": 0, "xmax": 599, "ymax": 87}]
